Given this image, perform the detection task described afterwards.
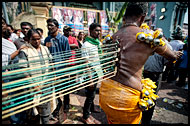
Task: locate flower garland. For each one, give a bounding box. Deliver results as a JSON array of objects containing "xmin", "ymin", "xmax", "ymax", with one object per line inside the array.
[
  {"xmin": 138, "ymin": 78, "xmax": 159, "ymax": 111},
  {"xmin": 136, "ymin": 23, "xmax": 166, "ymax": 48}
]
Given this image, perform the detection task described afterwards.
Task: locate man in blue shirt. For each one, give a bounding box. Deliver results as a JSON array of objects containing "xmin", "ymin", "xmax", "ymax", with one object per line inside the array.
[
  {"xmin": 176, "ymin": 43, "xmax": 188, "ymax": 88},
  {"xmin": 44, "ymin": 18, "xmax": 71, "ymax": 122}
]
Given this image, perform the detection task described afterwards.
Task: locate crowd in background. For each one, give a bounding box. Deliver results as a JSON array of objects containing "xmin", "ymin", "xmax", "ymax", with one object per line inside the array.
[{"xmin": 2, "ymin": 17, "xmax": 103, "ymax": 124}]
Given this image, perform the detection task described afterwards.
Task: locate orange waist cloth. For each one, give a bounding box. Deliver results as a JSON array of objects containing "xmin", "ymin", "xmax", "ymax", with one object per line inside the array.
[{"xmin": 99, "ymin": 78, "xmax": 142, "ymax": 124}]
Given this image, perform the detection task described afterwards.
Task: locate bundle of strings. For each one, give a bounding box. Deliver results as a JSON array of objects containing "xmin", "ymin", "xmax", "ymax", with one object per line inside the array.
[{"xmin": 2, "ymin": 43, "xmax": 119, "ymax": 119}]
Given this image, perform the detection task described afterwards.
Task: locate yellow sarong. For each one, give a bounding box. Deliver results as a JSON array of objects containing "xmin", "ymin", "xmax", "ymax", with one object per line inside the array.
[{"xmin": 99, "ymin": 79, "xmax": 142, "ymax": 124}]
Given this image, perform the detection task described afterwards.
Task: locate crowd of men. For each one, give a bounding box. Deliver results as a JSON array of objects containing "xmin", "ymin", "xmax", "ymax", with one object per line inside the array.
[{"xmin": 2, "ymin": 2, "xmax": 188, "ymax": 124}]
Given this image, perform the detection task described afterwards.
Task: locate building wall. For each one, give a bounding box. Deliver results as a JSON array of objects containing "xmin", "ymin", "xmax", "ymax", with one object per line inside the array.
[
  {"xmin": 11, "ymin": 12, "xmax": 37, "ymax": 30},
  {"xmin": 148, "ymin": 2, "xmax": 187, "ymax": 39},
  {"xmin": 155, "ymin": 2, "xmax": 176, "ymax": 39},
  {"xmin": 92, "ymin": 2, "xmax": 102, "ymax": 10}
]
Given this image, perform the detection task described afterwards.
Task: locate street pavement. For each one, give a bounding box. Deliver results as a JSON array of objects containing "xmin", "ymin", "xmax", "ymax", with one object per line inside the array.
[
  {"xmin": 62, "ymin": 81, "xmax": 188, "ymax": 124},
  {"xmin": 2, "ymin": 81, "xmax": 188, "ymax": 124}
]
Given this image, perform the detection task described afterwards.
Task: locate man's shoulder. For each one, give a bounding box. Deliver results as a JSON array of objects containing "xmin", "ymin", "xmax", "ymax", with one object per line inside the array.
[
  {"xmin": 59, "ymin": 35, "xmax": 69, "ymax": 43},
  {"xmin": 14, "ymin": 38, "xmax": 24, "ymax": 42},
  {"xmin": 170, "ymin": 40, "xmax": 180, "ymax": 44},
  {"xmin": 2, "ymin": 37, "xmax": 9, "ymax": 42},
  {"xmin": 55, "ymin": 33, "xmax": 66, "ymax": 40},
  {"xmin": 83, "ymin": 41, "xmax": 92, "ymax": 46},
  {"xmin": 82, "ymin": 41, "xmax": 97, "ymax": 50},
  {"xmin": 113, "ymin": 26, "xmax": 141, "ymax": 38},
  {"xmin": 178, "ymin": 40, "xmax": 185, "ymax": 45},
  {"xmin": 44, "ymin": 35, "xmax": 51, "ymax": 41}
]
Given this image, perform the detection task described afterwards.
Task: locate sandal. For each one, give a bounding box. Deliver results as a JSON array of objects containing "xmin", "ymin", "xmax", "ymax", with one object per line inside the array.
[
  {"xmin": 81, "ymin": 117, "xmax": 95, "ymax": 124},
  {"xmin": 51, "ymin": 117, "xmax": 58, "ymax": 121},
  {"xmin": 49, "ymin": 117, "xmax": 59, "ymax": 124},
  {"xmin": 89, "ymin": 116, "xmax": 101, "ymax": 124}
]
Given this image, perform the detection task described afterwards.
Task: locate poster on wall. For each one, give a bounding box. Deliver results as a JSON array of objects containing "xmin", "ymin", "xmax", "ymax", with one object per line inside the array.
[
  {"xmin": 87, "ymin": 11, "xmax": 96, "ymax": 26},
  {"xmin": 52, "ymin": 7, "xmax": 84, "ymax": 36},
  {"xmin": 100, "ymin": 10, "xmax": 109, "ymax": 36},
  {"xmin": 52, "ymin": 7, "xmax": 64, "ymax": 33},
  {"xmin": 73, "ymin": 10, "xmax": 84, "ymax": 36},
  {"xmin": 150, "ymin": 3, "xmax": 157, "ymax": 30},
  {"xmin": 63, "ymin": 8, "xmax": 74, "ymax": 29},
  {"xmin": 87, "ymin": 11, "xmax": 97, "ymax": 35}
]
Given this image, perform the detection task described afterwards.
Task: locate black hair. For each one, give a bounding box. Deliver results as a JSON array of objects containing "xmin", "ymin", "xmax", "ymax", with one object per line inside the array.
[
  {"xmin": 124, "ymin": 2, "xmax": 148, "ymax": 19},
  {"xmin": 27, "ymin": 29, "xmax": 41, "ymax": 40},
  {"xmin": 36, "ymin": 28, "xmax": 43, "ymax": 34},
  {"xmin": 20, "ymin": 22, "xmax": 33, "ymax": 29},
  {"xmin": 78, "ymin": 31, "xmax": 84, "ymax": 36},
  {"xmin": 14, "ymin": 29, "xmax": 20, "ymax": 34},
  {"xmin": 2, "ymin": 17, "xmax": 11, "ymax": 39},
  {"xmin": 77, "ymin": 31, "xmax": 84, "ymax": 39},
  {"xmin": 2, "ymin": 30, "xmax": 11, "ymax": 39},
  {"xmin": 47, "ymin": 18, "xmax": 59, "ymax": 27},
  {"xmin": 89, "ymin": 23, "xmax": 101, "ymax": 31},
  {"xmin": 7, "ymin": 25, "xmax": 14, "ymax": 31},
  {"xmin": 171, "ymin": 26, "xmax": 183, "ymax": 40}
]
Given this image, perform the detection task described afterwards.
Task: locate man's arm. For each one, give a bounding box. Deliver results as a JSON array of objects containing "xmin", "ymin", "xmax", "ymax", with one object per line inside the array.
[
  {"xmin": 154, "ymin": 44, "xmax": 183, "ymax": 62},
  {"xmin": 10, "ymin": 45, "xmax": 28, "ymax": 60}
]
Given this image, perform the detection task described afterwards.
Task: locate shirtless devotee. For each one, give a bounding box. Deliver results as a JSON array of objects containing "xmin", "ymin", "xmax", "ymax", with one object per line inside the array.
[{"xmin": 99, "ymin": 2, "xmax": 183, "ymax": 124}]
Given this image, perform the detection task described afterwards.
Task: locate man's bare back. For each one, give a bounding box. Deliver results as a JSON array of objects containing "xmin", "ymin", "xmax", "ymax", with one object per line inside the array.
[{"xmin": 111, "ymin": 25, "xmax": 176, "ymax": 91}]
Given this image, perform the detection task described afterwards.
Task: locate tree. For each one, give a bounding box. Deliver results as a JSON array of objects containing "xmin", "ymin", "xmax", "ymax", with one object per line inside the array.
[{"xmin": 106, "ymin": 2, "xmax": 128, "ymax": 33}]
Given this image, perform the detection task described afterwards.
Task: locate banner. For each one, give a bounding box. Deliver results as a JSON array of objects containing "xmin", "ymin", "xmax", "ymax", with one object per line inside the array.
[
  {"xmin": 87, "ymin": 11, "xmax": 97, "ymax": 27},
  {"xmin": 52, "ymin": 7, "xmax": 85, "ymax": 36},
  {"xmin": 87, "ymin": 11, "xmax": 97, "ymax": 35},
  {"xmin": 63, "ymin": 8, "xmax": 74, "ymax": 29},
  {"xmin": 73, "ymin": 10, "xmax": 84, "ymax": 36},
  {"xmin": 52, "ymin": 7, "xmax": 64, "ymax": 33},
  {"xmin": 100, "ymin": 11, "xmax": 109, "ymax": 35}
]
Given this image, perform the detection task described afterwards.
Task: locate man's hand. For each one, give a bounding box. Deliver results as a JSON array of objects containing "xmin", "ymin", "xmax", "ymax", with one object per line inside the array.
[
  {"xmin": 70, "ymin": 44, "xmax": 79, "ymax": 49},
  {"xmin": 10, "ymin": 44, "xmax": 29, "ymax": 60},
  {"xmin": 46, "ymin": 42, "xmax": 52, "ymax": 47},
  {"xmin": 174, "ymin": 51, "xmax": 183, "ymax": 60}
]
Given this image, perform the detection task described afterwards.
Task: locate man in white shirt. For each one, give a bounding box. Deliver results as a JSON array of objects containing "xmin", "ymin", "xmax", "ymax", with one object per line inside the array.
[{"xmin": 81, "ymin": 23, "xmax": 103, "ymax": 124}]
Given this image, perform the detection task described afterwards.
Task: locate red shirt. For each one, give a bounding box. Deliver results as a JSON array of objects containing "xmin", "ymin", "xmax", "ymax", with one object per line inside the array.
[{"xmin": 68, "ymin": 36, "xmax": 78, "ymax": 65}]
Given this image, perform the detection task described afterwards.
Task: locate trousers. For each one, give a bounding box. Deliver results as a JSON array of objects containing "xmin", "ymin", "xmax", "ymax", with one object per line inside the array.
[{"xmin": 83, "ymin": 70, "xmax": 98, "ymax": 119}]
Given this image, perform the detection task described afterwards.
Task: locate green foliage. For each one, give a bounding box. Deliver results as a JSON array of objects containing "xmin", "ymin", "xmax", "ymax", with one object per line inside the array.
[
  {"xmin": 114, "ymin": 2, "xmax": 128, "ymax": 24},
  {"xmin": 105, "ymin": 2, "xmax": 128, "ymax": 33},
  {"xmin": 106, "ymin": 8, "xmax": 112, "ymax": 23}
]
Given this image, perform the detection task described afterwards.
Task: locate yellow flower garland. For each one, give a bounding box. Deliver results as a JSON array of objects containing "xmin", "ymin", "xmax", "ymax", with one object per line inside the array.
[{"xmin": 136, "ymin": 23, "xmax": 166, "ymax": 48}]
